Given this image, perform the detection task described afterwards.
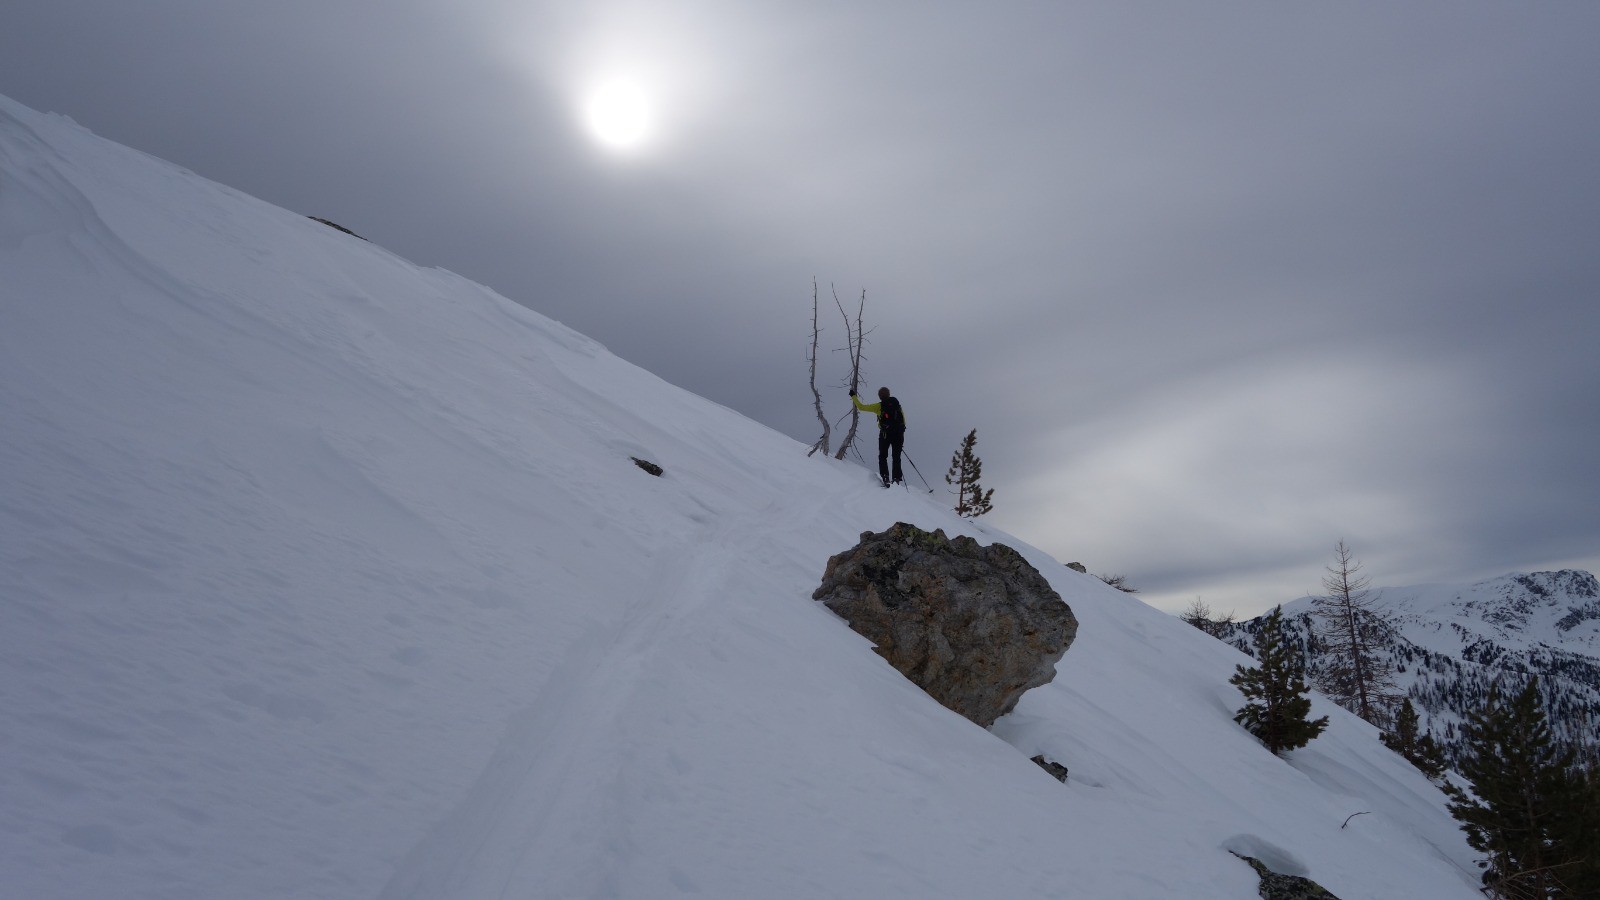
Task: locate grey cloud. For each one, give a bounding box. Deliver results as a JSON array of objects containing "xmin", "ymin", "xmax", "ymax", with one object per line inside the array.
[{"xmin": 3, "ymin": 0, "xmax": 1596, "ymax": 616}]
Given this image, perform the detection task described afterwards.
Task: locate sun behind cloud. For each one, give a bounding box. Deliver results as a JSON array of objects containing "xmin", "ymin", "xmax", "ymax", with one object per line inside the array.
[{"xmin": 582, "ymin": 79, "xmax": 653, "ymax": 152}]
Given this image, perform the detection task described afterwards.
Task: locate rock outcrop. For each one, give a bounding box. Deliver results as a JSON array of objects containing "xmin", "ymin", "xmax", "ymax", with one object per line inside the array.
[
  {"xmin": 812, "ymin": 523, "xmax": 1078, "ymax": 727},
  {"xmin": 1231, "ymin": 853, "xmax": 1341, "ymax": 900}
]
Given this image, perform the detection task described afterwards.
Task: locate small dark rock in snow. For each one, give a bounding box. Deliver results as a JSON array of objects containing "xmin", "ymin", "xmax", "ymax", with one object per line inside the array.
[{"xmin": 1030, "ymin": 755, "xmax": 1069, "ymax": 783}]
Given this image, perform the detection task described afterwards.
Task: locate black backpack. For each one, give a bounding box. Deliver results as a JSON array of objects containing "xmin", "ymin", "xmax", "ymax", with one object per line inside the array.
[{"xmin": 880, "ymin": 397, "xmax": 905, "ymax": 434}]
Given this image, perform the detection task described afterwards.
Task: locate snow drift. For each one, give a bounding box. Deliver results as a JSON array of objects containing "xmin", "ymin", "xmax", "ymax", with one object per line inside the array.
[{"xmin": 0, "ymin": 93, "xmax": 1481, "ymax": 899}]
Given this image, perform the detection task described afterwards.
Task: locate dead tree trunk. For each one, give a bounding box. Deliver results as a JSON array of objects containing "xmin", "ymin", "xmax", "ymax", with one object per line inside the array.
[
  {"xmin": 834, "ymin": 287, "xmax": 868, "ymax": 461},
  {"xmin": 806, "ymin": 278, "xmax": 831, "ymax": 457}
]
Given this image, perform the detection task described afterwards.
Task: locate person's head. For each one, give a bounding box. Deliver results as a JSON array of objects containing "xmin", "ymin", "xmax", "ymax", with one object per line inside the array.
[{"xmin": 877, "ymin": 386, "xmax": 891, "ymax": 401}]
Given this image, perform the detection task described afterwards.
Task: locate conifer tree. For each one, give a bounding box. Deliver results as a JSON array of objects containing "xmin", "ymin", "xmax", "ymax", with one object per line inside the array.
[
  {"xmin": 1310, "ymin": 541, "xmax": 1399, "ymax": 727},
  {"xmin": 1381, "ymin": 697, "xmax": 1447, "ymax": 780},
  {"xmin": 1230, "ymin": 606, "xmax": 1329, "ymax": 755},
  {"xmin": 1549, "ymin": 763, "xmax": 1600, "ymax": 898},
  {"xmin": 944, "ymin": 429, "xmax": 994, "ymax": 517},
  {"xmin": 1445, "ymin": 677, "xmax": 1581, "ymax": 898}
]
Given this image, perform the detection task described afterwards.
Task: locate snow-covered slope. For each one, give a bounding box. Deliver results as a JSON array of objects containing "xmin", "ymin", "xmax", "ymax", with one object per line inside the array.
[{"xmin": 0, "ymin": 93, "xmax": 1481, "ymax": 899}]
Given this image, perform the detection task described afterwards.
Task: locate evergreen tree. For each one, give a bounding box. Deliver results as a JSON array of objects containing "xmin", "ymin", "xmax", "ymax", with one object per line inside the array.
[
  {"xmin": 944, "ymin": 428, "xmax": 994, "ymax": 517},
  {"xmin": 1548, "ymin": 762, "xmax": 1600, "ymax": 898},
  {"xmin": 1381, "ymin": 697, "xmax": 1447, "ymax": 780},
  {"xmin": 1231, "ymin": 606, "xmax": 1329, "ymax": 755},
  {"xmin": 1446, "ymin": 678, "xmax": 1581, "ymax": 898}
]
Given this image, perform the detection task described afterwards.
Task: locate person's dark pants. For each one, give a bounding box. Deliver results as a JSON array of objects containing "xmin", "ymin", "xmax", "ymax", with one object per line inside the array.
[{"xmin": 879, "ymin": 430, "xmax": 905, "ymax": 485}]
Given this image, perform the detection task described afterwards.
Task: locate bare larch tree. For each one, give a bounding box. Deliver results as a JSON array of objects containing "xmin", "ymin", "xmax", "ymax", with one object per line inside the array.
[
  {"xmin": 1310, "ymin": 540, "xmax": 1399, "ymax": 727},
  {"xmin": 1180, "ymin": 597, "xmax": 1237, "ymax": 638}
]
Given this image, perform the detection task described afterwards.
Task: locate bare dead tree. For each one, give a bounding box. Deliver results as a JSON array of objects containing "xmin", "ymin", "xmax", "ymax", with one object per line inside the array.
[
  {"xmin": 805, "ymin": 278, "xmax": 831, "ymax": 457},
  {"xmin": 833, "ymin": 287, "xmax": 870, "ymax": 461},
  {"xmin": 1311, "ymin": 540, "xmax": 1400, "ymax": 727},
  {"xmin": 1180, "ymin": 597, "xmax": 1213, "ymax": 627},
  {"xmin": 1180, "ymin": 597, "xmax": 1237, "ymax": 638}
]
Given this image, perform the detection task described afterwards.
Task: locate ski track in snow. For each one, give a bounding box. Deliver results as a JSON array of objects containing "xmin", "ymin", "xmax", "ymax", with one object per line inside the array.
[{"xmin": 381, "ymin": 487, "xmax": 836, "ymax": 898}]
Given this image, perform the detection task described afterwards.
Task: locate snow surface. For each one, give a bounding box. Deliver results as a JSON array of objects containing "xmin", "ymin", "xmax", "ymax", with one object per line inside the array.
[{"xmin": 0, "ymin": 92, "xmax": 1482, "ymax": 899}]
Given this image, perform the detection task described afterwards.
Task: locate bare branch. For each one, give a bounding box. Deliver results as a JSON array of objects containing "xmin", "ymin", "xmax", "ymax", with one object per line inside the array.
[
  {"xmin": 1340, "ymin": 811, "xmax": 1371, "ymax": 829},
  {"xmin": 834, "ymin": 287, "xmax": 867, "ymax": 461},
  {"xmin": 1097, "ymin": 574, "xmax": 1138, "ymax": 594}
]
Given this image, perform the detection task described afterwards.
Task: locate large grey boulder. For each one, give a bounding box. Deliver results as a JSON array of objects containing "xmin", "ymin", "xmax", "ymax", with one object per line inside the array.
[{"xmin": 812, "ymin": 522, "xmax": 1078, "ymax": 727}]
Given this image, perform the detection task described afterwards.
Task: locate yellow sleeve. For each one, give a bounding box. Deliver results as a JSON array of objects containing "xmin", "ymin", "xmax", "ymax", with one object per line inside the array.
[{"xmin": 851, "ymin": 394, "xmax": 882, "ymax": 415}]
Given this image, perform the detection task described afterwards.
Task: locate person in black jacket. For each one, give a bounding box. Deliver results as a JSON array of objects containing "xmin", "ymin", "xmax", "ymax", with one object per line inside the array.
[{"xmin": 850, "ymin": 386, "xmax": 906, "ymax": 487}]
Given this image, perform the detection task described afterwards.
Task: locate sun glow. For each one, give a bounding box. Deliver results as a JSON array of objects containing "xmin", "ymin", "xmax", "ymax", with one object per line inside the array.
[{"xmin": 583, "ymin": 80, "xmax": 653, "ymax": 151}]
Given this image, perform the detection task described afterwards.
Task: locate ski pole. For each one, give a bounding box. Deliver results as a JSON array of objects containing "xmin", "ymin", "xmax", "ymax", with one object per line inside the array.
[{"xmin": 903, "ymin": 451, "xmax": 935, "ymax": 493}]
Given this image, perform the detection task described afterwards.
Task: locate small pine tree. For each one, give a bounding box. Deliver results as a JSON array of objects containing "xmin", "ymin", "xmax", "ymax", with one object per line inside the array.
[
  {"xmin": 1381, "ymin": 697, "xmax": 1447, "ymax": 780},
  {"xmin": 1230, "ymin": 606, "xmax": 1329, "ymax": 755},
  {"xmin": 945, "ymin": 428, "xmax": 994, "ymax": 517},
  {"xmin": 1445, "ymin": 678, "xmax": 1579, "ymax": 898}
]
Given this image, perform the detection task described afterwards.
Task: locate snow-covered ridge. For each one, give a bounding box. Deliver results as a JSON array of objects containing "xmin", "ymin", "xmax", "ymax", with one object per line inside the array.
[
  {"xmin": 1250, "ymin": 571, "xmax": 1600, "ymax": 764},
  {"xmin": 1390, "ymin": 570, "xmax": 1598, "ymax": 642},
  {"xmin": 0, "ymin": 92, "xmax": 1481, "ymax": 899},
  {"xmin": 1279, "ymin": 569, "xmax": 1600, "ymax": 655}
]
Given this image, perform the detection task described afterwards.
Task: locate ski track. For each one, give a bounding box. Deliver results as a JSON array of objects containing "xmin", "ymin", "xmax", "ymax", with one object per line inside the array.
[{"xmin": 380, "ymin": 486, "xmax": 840, "ymax": 899}]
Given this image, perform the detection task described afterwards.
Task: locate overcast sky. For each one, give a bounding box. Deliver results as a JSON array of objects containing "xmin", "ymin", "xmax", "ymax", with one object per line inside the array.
[{"xmin": 6, "ymin": 1, "xmax": 1598, "ymax": 616}]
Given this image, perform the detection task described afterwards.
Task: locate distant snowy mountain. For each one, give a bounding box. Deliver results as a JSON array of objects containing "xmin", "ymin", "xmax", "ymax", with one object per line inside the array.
[
  {"xmin": 0, "ymin": 92, "xmax": 1484, "ymax": 899},
  {"xmin": 1382, "ymin": 570, "xmax": 1600, "ymax": 652},
  {"xmin": 1224, "ymin": 571, "xmax": 1600, "ymax": 765}
]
